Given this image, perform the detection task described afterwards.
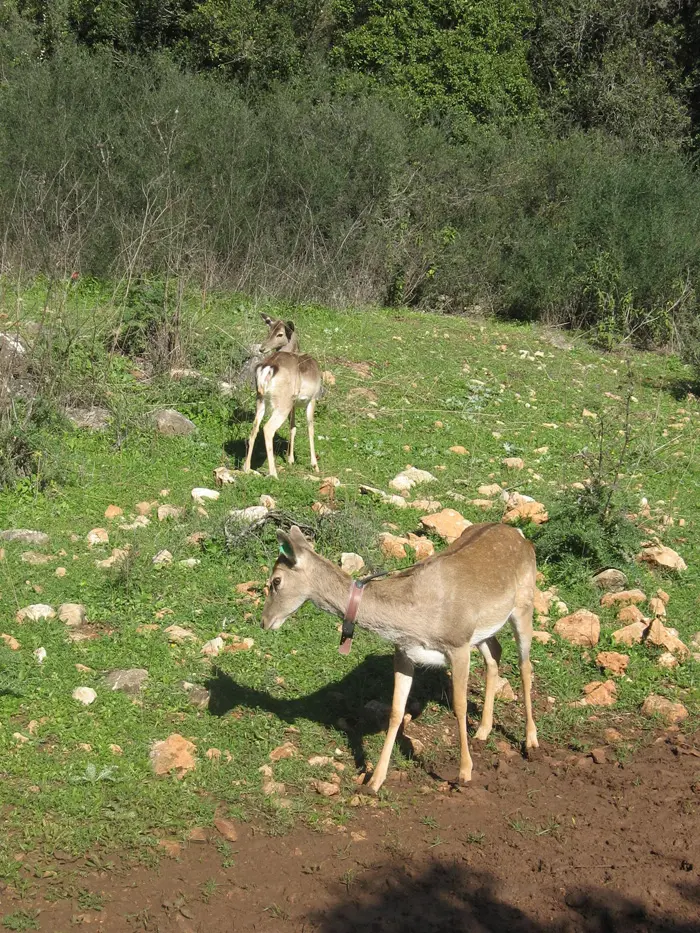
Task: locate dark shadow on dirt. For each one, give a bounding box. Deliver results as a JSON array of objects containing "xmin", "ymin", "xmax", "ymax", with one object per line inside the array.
[
  {"xmin": 311, "ymin": 862, "xmax": 700, "ymax": 933},
  {"xmin": 665, "ymin": 377, "xmax": 700, "ymax": 401},
  {"xmin": 205, "ymin": 658, "xmax": 523, "ymax": 774},
  {"xmin": 223, "ymin": 403, "xmax": 289, "ymax": 468}
]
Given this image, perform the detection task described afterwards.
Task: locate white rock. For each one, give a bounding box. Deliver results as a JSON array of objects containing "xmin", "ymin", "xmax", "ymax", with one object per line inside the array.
[
  {"xmin": 259, "ymin": 494, "xmax": 276, "ymax": 509},
  {"xmin": 179, "ymin": 558, "xmax": 200, "ymax": 568},
  {"xmin": 121, "ymin": 515, "xmax": 151, "ymax": 531},
  {"xmin": 213, "ymin": 467, "xmax": 236, "ymax": 486},
  {"xmin": 191, "ymin": 487, "xmax": 220, "ymax": 502},
  {"xmin": 389, "ymin": 467, "xmax": 437, "ymax": 494},
  {"xmin": 228, "ymin": 505, "xmax": 268, "ymax": 524},
  {"xmin": 152, "ymin": 549, "xmax": 173, "ymax": 566},
  {"xmin": 201, "ymin": 637, "xmax": 224, "ymax": 657},
  {"xmin": 341, "ymin": 553, "xmax": 365, "ymax": 574},
  {"xmin": 33, "ymin": 647, "xmax": 47, "ymax": 664},
  {"xmin": 16, "ymin": 604, "xmax": 55, "ymax": 623},
  {"xmin": 73, "ymin": 687, "xmax": 97, "ymax": 705}
]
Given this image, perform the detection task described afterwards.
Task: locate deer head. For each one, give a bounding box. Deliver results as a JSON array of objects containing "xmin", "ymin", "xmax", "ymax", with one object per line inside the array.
[
  {"xmin": 259, "ymin": 313, "xmax": 297, "ymax": 353},
  {"xmin": 261, "ymin": 527, "xmax": 317, "ymax": 630}
]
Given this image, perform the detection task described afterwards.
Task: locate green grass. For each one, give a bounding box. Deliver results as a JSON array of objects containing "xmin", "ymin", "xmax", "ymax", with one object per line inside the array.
[{"xmin": 0, "ymin": 278, "xmax": 698, "ymax": 889}]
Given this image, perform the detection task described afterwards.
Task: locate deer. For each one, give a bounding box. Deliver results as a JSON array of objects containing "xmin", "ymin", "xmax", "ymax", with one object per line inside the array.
[
  {"xmin": 258, "ymin": 313, "xmax": 300, "ymax": 354},
  {"xmin": 243, "ymin": 318, "xmax": 322, "ymax": 479},
  {"xmin": 260, "ymin": 522, "xmax": 539, "ymax": 794}
]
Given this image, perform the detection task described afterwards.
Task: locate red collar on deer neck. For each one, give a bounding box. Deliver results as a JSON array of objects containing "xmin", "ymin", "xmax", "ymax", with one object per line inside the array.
[{"xmin": 339, "ymin": 580, "xmax": 364, "ymax": 655}]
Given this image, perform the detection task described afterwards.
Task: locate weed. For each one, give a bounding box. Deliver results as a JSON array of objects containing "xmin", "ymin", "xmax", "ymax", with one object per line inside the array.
[
  {"xmin": 1, "ymin": 912, "xmax": 39, "ymax": 932},
  {"xmin": 200, "ymin": 878, "xmax": 218, "ymax": 903},
  {"xmin": 420, "ymin": 815, "xmax": 438, "ymax": 829},
  {"xmin": 76, "ymin": 890, "xmax": 104, "ymax": 912},
  {"xmin": 465, "ymin": 832, "xmax": 485, "ymax": 845}
]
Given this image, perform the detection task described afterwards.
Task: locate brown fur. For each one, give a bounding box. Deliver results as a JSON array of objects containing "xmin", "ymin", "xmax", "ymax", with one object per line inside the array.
[
  {"xmin": 259, "ymin": 313, "xmax": 299, "ymax": 354},
  {"xmin": 260, "ymin": 523, "xmax": 539, "ymax": 792}
]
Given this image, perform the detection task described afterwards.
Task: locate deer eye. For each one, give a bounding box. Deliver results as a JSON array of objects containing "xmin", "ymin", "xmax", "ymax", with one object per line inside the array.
[{"xmin": 270, "ymin": 576, "xmax": 282, "ymax": 591}]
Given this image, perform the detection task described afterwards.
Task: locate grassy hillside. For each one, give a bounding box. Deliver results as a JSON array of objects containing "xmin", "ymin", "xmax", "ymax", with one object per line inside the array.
[{"xmin": 0, "ymin": 279, "xmax": 698, "ymax": 887}]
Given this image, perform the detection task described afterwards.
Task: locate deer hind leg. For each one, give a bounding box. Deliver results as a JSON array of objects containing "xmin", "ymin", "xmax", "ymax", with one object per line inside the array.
[
  {"xmin": 244, "ymin": 396, "xmax": 265, "ymax": 473},
  {"xmin": 510, "ymin": 604, "xmax": 539, "ymax": 750},
  {"xmin": 450, "ymin": 645, "xmax": 473, "ymax": 784},
  {"xmin": 474, "ymin": 636, "xmax": 502, "ymax": 741},
  {"xmin": 263, "ymin": 403, "xmax": 292, "ymax": 480},
  {"xmin": 305, "ymin": 399, "xmax": 319, "ymax": 472},
  {"xmin": 288, "ymin": 406, "xmax": 297, "ymax": 464},
  {"xmin": 367, "ymin": 650, "xmax": 414, "ymax": 794}
]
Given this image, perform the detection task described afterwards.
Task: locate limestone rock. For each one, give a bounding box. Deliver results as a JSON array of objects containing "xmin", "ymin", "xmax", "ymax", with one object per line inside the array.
[
  {"xmin": 554, "ymin": 609, "xmax": 600, "ymax": 647},
  {"xmin": 503, "ymin": 498, "xmax": 548, "ymax": 525},
  {"xmin": 379, "ymin": 533, "xmax": 408, "ymax": 559},
  {"xmin": 104, "ymin": 668, "xmax": 149, "ymax": 695},
  {"xmin": 73, "ymin": 687, "xmax": 97, "ymax": 706},
  {"xmin": 405, "ymin": 533, "xmax": 435, "ymax": 561},
  {"xmin": 420, "ymin": 509, "xmax": 471, "ymax": 544},
  {"xmin": 228, "ymin": 505, "xmax": 268, "ymax": 525},
  {"xmin": 200, "ymin": 637, "xmax": 224, "ymax": 658},
  {"xmin": 152, "ymin": 409, "xmax": 197, "ymax": 437},
  {"xmin": 449, "ymin": 446, "xmax": 468, "ymax": 455},
  {"xmin": 502, "ymin": 457, "xmax": 524, "ymax": 470},
  {"xmin": 0, "ymin": 529, "xmax": 50, "ymax": 547},
  {"xmin": 1, "ymin": 633, "xmax": 20, "ymax": 650},
  {"xmin": 153, "ymin": 549, "xmax": 173, "ymax": 566},
  {"xmin": 269, "ymin": 742, "xmax": 297, "ymax": 762},
  {"xmin": 214, "ymin": 818, "xmax": 239, "ymax": 842},
  {"xmin": 617, "ymin": 605, "xmax": 646, "ymax": 624},
  {"xmin": 657, "ymin": 652, "xmax": 678, "ymax": 669},
  {"xmin": 478, "ymin": 484, "xmax": 503, "ymax": 497},
  {"xmin": 637, "ymin": 545, "xmax": 686, "ymax": 572},
  {"xmin": 645, "ymin": 618, "xmax": 689, "ymax": 659},
  {"xmin": 648, "ymin": 596, "xmax": 667, "ymax": 618},
  {"xmin": 641, "ymin": 694, "xmax": 688, "ymax": 724},
  {"xmin": 165, "ymin": 624, "xmax": 197, "ymax": 644},
  {"xmin": 494, "ymin": 676, "xmax": 516, "ymax": 701},
  {"xmin": 532, "ymin": 631, "xmax": 552, "ymax": 644},
  {"xmin": 341, "ymin": 553, "xmax": 365, "ymax": 575},
  {"xmin": 312, "ymin": 779, "xmax": 340, "ymax": 797},
  {"xmin": 611, "ymin": 621, "xmax": 647, "ymax": 647},
  {"xmin": 16, "ymin": 604, "xmax": 55, "ymax": 623},
  {"xmin": 600, "ymin": 589, "xmax": 646, "ymax": 608},
  {"xmin": 95, "ymin": 546, "xmax": 130, "ymax": 569},
  {"xmin": 592, "ymin": 569, "xmax": 628, "ymax": 592},
  {"xmin": 150, "ymin": 734, "xmax": 197, "ymax": 777},
  {"xmin": 58, "ymin": 603, "xmax": 86, "ymax": 627},
  {"xmin": 87, "ymin": 528, "xmax": 109, "ymax": 547},
  {"xmin": 180, "ymin": 681, "xmax": 210, "ymax": 709},
  {"xmin": 191, "ymin": 487, "xmax": 220, "ymax": 502},
  {"xmin": 21, "ymin": 551, "xmax": 54, "ymax": 565},
  {"xmin": 104, "ymin": 505, "xmax": 123, "ymax": 520},
  {"xmin": 389, "ymin": 467, "xmax": 437, "ymax": 495},
  {"xmin": 596, "ymin": 651, "xmax": 629, "ymax": 676},
  {"xmin": 575, "ymin": 680, "xmax": 617, "ymax": 707},
  {"xmin": 66, "ymin": 407, "xmax": 111, "ymax": 430},
  {"xmin": 158, "ymin": 504, "xmax": 183, "ymax": 521}
]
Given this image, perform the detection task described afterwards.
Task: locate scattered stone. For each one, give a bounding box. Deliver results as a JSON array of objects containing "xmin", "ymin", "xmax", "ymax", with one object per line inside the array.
[
  {"xmin": 611, "ymin": 620, "xmax": 647, "ymax": 646},
  {"xmin": 449, "ymin": 446, "xmax": 468, "ymax": 455},
  {"xmin": 262, "ymin": 780, "xmax": 286, "ymax": 797},
  {"xmin": 532, "ymin": 631, "xmax": 552, "ymax": 644},
  {"xmin": 73, "ymin": 687, "xmax": 97, "ymax": 706},
  {"xmin": 637, "ymin": 545, "xmax": 686, "ymax": 572},
  {"xmin": 641, "ymin": 695, "xmax": 688, "ymax": 724},
  {"xmin": 408, "ymin": 498, "xmax": 442, "ymax": 512},
  {"xmin": 58, "ymin": 603, "xmax": 86, "ymax": 627},
  {"xmin": 185, "ymin": 531, "xmax": 209, "ymax": 547},
  {"xmin": 1, "ymin": 633, "xmax": 20, "ymax": 650},
  {"xmin": 312, "ymin": 780, "xmax": 340, "ymax": 797},
  {"xmin": 170, "ymin": 367, "xmax": 201, "ymax": 380},
  {"xmin": 153, "ymin": 549, "xmax": 173, "ymax": 566},
  {"xmin": 158, "ymin": 505, "xmax": 183, "ymax": 521},
  {"xmin": 259, "ymin": 494, "xmax": 276, "ymax": 509},
  {"xmin": 201, "ymin": 637, "xmax": 224, "ymax": 658},
  {"xmin": 95, "ymin": 546, "xmax": 130, "ymax": 569},
  {"xmin": 600, "ymin": 589, "xmax": 646, "ymax": 609},
  {"xmin": 152, "ymin": 409, "xmax": 197, "ymax": 437},
  {"xmin": 494, "ymin": 676, "xmax": 516, "ymax": 701},
  {"xmin": 188, "ymin": 827, "xmax": 209, "ymax": 843},
  {"xmin": 590, "ymin": 748, "xmax": 606, "ymax": 765},
  {"xmin": 378, "ymin": 533, "xmax": 408, "ymax": 559},
  {"xmin": 158, "ymin": 839, "xmax": 182, "ymax": 858},
  {"xmin": 135, "ymin": 501, "xmax": 154, "ymax": 515},
  {"xmin": 191, "ymin": 487, "xmax": 220, "ymax": 503},
  {"xmin": 604, "ymin": 728, "xmax": 623, "ymax": 744},
  {"xmin": 206, "ymin": 748, "xmax": 221, "ymax": 761},
  {"xmin": 478, "ymin": 484, "xmax": 503, "ymax": 497},
  {"xmin": 658, "ymin": 652, "xmax": 678, "ymax": 669},
  {"xmin": 121, "ymin": 515, "xmax": 151, "ymax": 531},
  {"xmin": 104, "ymin": 668, "xmax": 149, "ymax": 695},
  {"xmin": 617, "ymin": 604, "xmax": 646, "ymax": 624},
  {"xmin": 214, "ymin": 818, "xmax": 238, "ymax": 842},
  {"xmin": 33, "ymin": 646, "xmax": 47, "ymax": 664},
  {"xmin": 389, "ymin": 467, "xmax": 437, "ymax": 495},
  {"xmin": 87, "ymin": 528, "xmax": 109, "ymax": 547},
  {"xmin": 223, "ymin": 636, "xmax": 255, "ymax": 653},
  {"xmin": 179, "ymin": 558, "xmax": 200, "ymax": 568},
  {"xmin": 180, "ymin": 682, "xmax": 210, "ymax": 709},
  {"xmin": 312, "ymin": 501, "xmax": 333, "ymax": 516},
  {"xmin": 110, "ymin": 744, "xmax": 123, "ymax": 755},
  {"xmin": 534, "ymin": 588, "xmax": 555, "ymax": 616},
  {"xmin": 55, "ymin": 567, "xmax": 67, "ymax": 577},
  {"xmin": 228, "ymin": 505, "xmax": 268, "ymax": 525},
  {"xmin": 471, "ymin": 499, "xmax": 494, "ymax": 511},
  {"xmin": 502, "ymin": 498, "xmax": 548, "ymax": 525},
  {"xmin": 554, "ymin": 609, "xmax": 600, "ymax": 647},
  {"xmin": 575, "ymin": 680, "xmax": 617, "ymax": 707},
  {"xmin": 150, "ymin": 734, "xmax": 197, "ymax": 778},
  {"xmin": 0, "ymin": 529, "xmax": 50, "ymax": 547},
  {"xmin": 502, "ymin": 457, "xmax": 524, "ymax": 470},
  {"xmin": 656, "ymin": 589, "xmax": 670, "ymax": 605},
  {"xmin": 75, "ymin": 663, "xmax": 92, "ymax": 673},
  {"xmin": 596, "ymin": 651, "xmax": 629, "ymax": 676},
  {"xmin": 645, "ymin": 618, "xmax": 689, "ymax": 659},
  {"xmin": 270, "ymin": 742, "xmax": 297, "ymax": 762},
  {"xmin": 16, "ymin": 604, "xmax": 55, "ymax": 623},
  {"xmin": 406, "ymin": 533, "xmax": 435, "ymax": 560},
  {"xmin": 104, "ymin": 505, "xmax": 123, "ymax": 520},
  {"xmin": 322, "ymin": 370, "xmax": 336, "ymax": 386},
  {"xmin": 420, "ymin": 509, "xmax": 471, "ymax": 544},
  {"xmin": 66, "ymin": 407, "xmax": 111, "ymax": 430},
  {"xmin": 165, "ymin": 625, "xmax": 197, "ymax": 644},
  {"xmin": 582, "ymin": 409, "xmax": 597, "ymax": 419},
  {"xmin": 341, "ymin": 552, "xmax": 365, "ymax": 574},
  {"xmin": 308, "ymin": 756, "xmax": 333, "ymax": 767},
  {"xmin": 592, "ymin": 569, "xmax": 628, "ymax": 592},
  {"xmin": 649, "ymin": 596, "xmax": 667, "ymax": 618}
]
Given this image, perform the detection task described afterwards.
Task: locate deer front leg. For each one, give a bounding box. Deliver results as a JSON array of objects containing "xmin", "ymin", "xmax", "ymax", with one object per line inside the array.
[
  {"xmin": 262, "ymin": 404, "xmax": 292, "ymax": 479},
  {"xmin": 244, "ymin": 396, "xmax": 265, "ymax": 473},
  {"xmin": 366, "ymin": 650, "xmax": 414, "ymax": 794},
  {"xmin": 450, "ymin": 645, "xmax": 472, "ymax": 783},
  {"xmin": 511, "ymin": 604, "xmax": 539, "ymax": 751},
  {"xmin": 288, "ymin": 406, "xmax": 296, "ymax": 464},
  {"xmin": 474, "ymin": 636, "xmax": 502, "ymax": 741},
  {"xmin": 305, "ymin": 399, "xmax": 319, "ymax": 472}
]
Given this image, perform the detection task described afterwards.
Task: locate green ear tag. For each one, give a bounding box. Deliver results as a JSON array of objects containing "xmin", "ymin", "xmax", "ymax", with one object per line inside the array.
[{"xmin": 279, "ymin": 542, "xmax": 293, "ymax": 560}]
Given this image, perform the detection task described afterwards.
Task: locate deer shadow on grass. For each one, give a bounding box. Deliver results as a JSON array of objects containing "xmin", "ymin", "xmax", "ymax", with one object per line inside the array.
[{"xmin": 205, "ymin": 656, "xmax": 523, "ymax": 777}]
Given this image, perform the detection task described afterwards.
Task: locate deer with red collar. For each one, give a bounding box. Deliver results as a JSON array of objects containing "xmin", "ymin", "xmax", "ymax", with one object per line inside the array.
[
  {"xmin": 243, "ymin": 314, "xmax": 322, "ymax": 479},
  {"xmin": 260, "ymin": 522, "xmax": 539, "ymax": 793}
]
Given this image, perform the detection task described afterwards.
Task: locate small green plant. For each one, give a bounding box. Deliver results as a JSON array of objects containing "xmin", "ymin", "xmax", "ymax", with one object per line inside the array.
[
  {"xmin": 77, "ymin": 889, "xmax": 104, "ymax": 912},
  {"xmin": 2, "ymin": 912, "xmax": 39, "ymax": 932}
]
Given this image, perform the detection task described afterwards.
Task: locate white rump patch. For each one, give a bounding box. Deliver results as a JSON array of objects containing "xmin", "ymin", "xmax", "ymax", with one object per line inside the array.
[{"xmin": 257, "ymin": 365, "xmax": 275, "ymax": 393}]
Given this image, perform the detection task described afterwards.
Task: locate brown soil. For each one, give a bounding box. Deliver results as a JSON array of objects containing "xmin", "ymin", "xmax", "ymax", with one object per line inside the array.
[{"xmin": 4, "ymin": 731, "xmax": 699, "ymax": 933}]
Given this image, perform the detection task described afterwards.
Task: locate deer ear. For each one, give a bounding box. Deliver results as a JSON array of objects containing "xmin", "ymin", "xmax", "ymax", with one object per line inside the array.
[
  {"xmin": 261, "ymin": 312, "xmax": 274, "ymax": 326},
  {"xmin": 276, "ymin": 530, "xmax": 298, "ymax": 565},
  {"xmin": 284, "ymin": 321, "xmax": 295, "ymax": 339}
]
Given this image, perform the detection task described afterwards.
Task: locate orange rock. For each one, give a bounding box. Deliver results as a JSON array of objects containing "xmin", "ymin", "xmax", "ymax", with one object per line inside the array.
[
  {"xmin": 378, "ymin": 533, "xmax": 408, "ymax": 559},
  {"xmin": 596, "ymin": 651, "xmax": 629, "ymax": 676},
  {"xmin": 420, "ymin": 509, "xmax": 471, "ymax": 544},
  {"xmin": 150, "ymin": 734, "xmax": 197, "ymax": 778},
  {"xmin": 600, "ymin": 589, "xmax": 646, "ymax": 608},
  {"xmin": 554, "ymin": 610, "xmax": 600, "ymax": 647}
]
